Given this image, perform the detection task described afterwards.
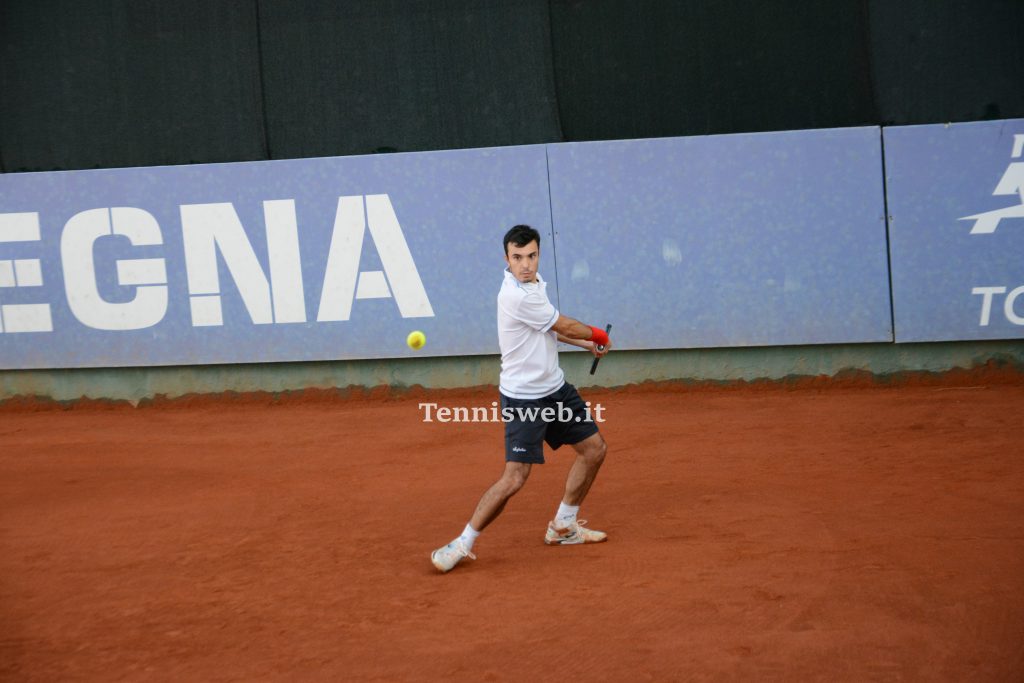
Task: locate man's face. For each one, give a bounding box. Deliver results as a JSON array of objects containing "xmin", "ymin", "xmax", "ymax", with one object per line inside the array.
[{"xmin": 505, "ymin": 240, "xmax": 539, "ymax": 283}]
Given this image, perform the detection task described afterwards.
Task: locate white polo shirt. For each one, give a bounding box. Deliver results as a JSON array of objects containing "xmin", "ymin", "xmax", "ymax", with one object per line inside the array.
[{"xmin": 497, "ymin": 268, "xmax": 565, "ymax": 399}]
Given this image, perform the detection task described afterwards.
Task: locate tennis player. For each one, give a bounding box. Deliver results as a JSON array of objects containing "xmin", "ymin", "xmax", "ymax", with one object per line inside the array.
[{"xmin": 431, "ymin": 224, "xmax": 612, "ymax": 573}]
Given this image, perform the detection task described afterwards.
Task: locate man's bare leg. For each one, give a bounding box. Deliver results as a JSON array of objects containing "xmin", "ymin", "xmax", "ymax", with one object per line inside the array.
[
  {"xmin": 470, "ymin": 461, "xmax": 532, "ymax": 531},
  {"xmin": 561, "ymin": 433, "xmax": 607, "ymax": 506},
  {"xmin": 546, "ymin": 433, "xmax": 608, "ymax": 544},
  {"xmin": 432, "ymin": 461, "xmax": 532, "ymax": 572}
]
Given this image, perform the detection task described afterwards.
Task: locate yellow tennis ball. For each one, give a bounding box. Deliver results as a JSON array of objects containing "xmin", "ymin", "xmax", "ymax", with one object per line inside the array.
[{"xmin": 406, "ymin": 330, "xmax": 426, "ymax": 350}]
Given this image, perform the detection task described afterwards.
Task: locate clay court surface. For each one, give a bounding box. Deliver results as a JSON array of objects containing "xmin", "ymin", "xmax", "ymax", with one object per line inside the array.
[{"xmin": 2, "ymin": 373, "xmax": 1023, "ymax": 681}]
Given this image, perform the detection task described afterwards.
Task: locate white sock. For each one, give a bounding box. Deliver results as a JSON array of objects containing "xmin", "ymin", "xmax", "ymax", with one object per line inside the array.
[
  {"xmin": 555, "ymin": 502, "xmax": 579, "ymax": 528},
  {"xmin": 459, "ymin": 523, "xmax": 480, "ymax": 552}
]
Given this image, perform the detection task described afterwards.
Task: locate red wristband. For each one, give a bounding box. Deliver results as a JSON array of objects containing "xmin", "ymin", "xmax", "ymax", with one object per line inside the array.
[{"xmin": 589, "ymin": 326, "xmax": 609, "ymax": 347}]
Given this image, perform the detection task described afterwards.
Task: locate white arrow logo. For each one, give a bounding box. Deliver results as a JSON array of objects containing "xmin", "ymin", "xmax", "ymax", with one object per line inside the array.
[{"xmin": 961, "ymin": 133, "xmax": 1024, "ymax": 235}]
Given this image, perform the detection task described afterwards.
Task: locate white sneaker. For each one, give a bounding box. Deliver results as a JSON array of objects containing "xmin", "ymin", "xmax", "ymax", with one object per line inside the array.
[
  {"xmin": 431, "ymin": 538, "xmax": 476, "ymax": 573},
  {"xmin": 544, "ymin": 519, "xmax": 608, "ymax": 545}
]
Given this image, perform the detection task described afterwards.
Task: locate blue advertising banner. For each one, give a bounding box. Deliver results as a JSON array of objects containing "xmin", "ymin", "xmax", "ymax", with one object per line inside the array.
[
  {"xmin": 547, "ymin": 127, "xmax": 892, "ymax": 349},
  {"xmin": 884, "ymin": 119, "xmax": 1024, "ymax": 342},
  {"xmin": 0, "ymin": 147, "xmax": 554, "ymax": 369}
]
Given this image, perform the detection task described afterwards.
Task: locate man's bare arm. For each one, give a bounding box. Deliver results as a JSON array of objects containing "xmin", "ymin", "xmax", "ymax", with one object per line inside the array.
[
  {"xmin": 550, "ymin": 314, "xmax": 594, "ymax": 341},
  {"xmin": 556, "ymin": 333, "xmax": 592, "ymax": 349},
  {"xmin": 552, "ymin": 315, "xmax": 611, "ymax": 357}
]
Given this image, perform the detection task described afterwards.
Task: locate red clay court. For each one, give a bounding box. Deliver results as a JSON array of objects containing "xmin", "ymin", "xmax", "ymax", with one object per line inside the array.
[{"xmin": 2, "ymin": 373, "xmax": 1023, "ymax": 680}]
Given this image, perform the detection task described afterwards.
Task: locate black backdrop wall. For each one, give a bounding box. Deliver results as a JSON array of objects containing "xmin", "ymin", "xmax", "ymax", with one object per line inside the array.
[{"xmin": 1, "ymin": 0, "xmax": 1022, "ymax": 172}]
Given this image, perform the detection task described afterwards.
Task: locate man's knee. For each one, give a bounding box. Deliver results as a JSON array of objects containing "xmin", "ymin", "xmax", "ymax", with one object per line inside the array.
[
  {"xmin": 501, "ymin": 466, "xmax": 531, "ymax": 496},
  {"xmin": 502, "ymin": 476, "xmax": 526, "ymax": 497},
  {"xmin": 583, "ymin": 436, "xmax": 607, "ymax": 465}
]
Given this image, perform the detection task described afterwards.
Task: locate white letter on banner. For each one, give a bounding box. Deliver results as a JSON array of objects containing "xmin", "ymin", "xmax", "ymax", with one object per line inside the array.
[
  {"xmin": 263, "ymin": 200, "xmax": 307, "ymax": 323},
  {"xmin": 365, "ymin": 195, "xmax": 433, "ymax": 317},
  {"xmin": 317, "ymin": 194, "xmax": 433, "ymax": 322},
  {"xmin": 1004, "ymin": 285, "xmax": 1024, "ymax": 325},
  {"xmin": 317, "ymin": 196, "xmax": 365, "ymax": 322},
  {"xmin": 180, "ymin": 201, "xmax": 306, "ymax": 327},
  {"xmin": 61, "ymin": 208, "xmax": 167, "ymax": 331},
  {"xmin": 972, "ymin": 286, "xmax": 1006, "ymax": 326},
  {"xmin": 0, "ymin": 212, "xmax": 53, "ymax": 333}
]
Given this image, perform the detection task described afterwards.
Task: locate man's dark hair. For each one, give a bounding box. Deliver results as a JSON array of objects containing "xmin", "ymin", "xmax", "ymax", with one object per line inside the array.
[{"xmin": 503, "ymin": 224, "xmax": 541, "ymax": 255}]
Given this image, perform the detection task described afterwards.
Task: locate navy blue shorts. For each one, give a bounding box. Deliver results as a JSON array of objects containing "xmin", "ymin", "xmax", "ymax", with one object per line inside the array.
[{"xmin": 501, "ymin": 383, "xmax": 600, "ymax": 464}]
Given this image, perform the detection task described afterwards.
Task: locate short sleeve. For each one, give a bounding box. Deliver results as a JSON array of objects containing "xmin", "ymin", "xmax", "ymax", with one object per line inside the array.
[{"xmin": 515, "ymin": 291, "xmax": 559, "ymax": 332}]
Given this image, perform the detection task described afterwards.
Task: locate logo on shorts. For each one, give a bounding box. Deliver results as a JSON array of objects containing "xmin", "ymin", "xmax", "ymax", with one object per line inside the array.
[{"xmin": 512, "ymin": 446, "xmax": 527, "ymax": 453}]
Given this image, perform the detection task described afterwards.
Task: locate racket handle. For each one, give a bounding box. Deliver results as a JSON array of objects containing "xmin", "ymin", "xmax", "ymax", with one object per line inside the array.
[{"xmin": 589, "ymin": 323, "xmax": 612, "ymax": 375}]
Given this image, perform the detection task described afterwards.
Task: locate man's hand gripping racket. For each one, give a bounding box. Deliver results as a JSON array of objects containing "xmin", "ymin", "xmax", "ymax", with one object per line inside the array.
[{"xmin": 589, "ymin": 323, "xmax": 612, "ymax": 375}]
